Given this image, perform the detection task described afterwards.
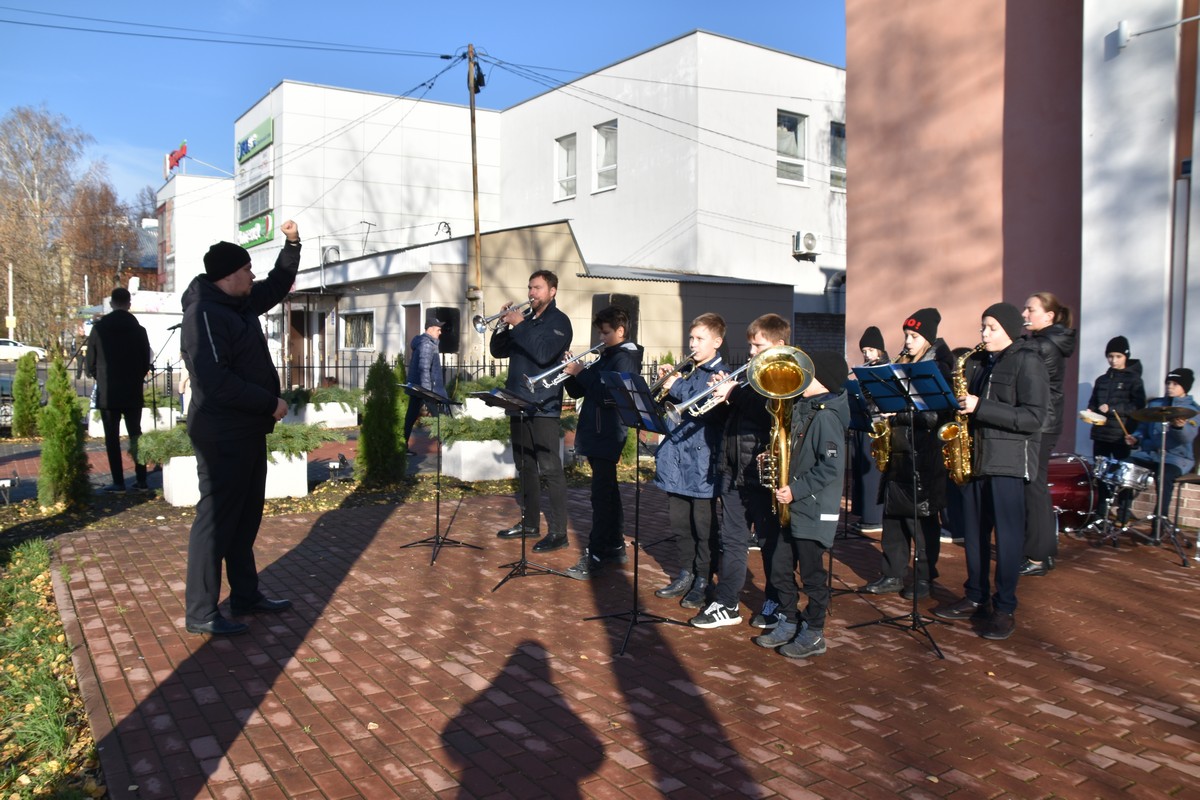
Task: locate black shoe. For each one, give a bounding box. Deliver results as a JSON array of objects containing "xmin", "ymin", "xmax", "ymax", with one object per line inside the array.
[
  {"xmin": 655, "ymin": 570, "xmax": 694, "ymax": 598},
  {"xmin": 230, "ymin": 597, "xmax": 292, "ymax": 615},
  {"xmin": 680, "ymin": 576, "xmax": 709, "ymax": 609},
  {"xmin": 103, "ymin": 483, "xmax": 126, "ymax": 493},
  {"xmin": 859, "ymin": 576, "xmax": 903, "ymax": 594},
  {"xmin": 1018, "ymin": 559, "xmax": 1048, "ymax": 577},
  {"xmin": 980, "ymin": 610, "xmax": 1016, "ymax": 640},
  {"xmin": 932, "ymin": 597, "xmax": 987, "ymax": 620},
  {"xmin": 185, "ymin": 616, "xmax": 249, "ymax": 636},
  {"xmin": 596, "ymin": 544, "xmax": 628, "ymax": 564},
  {"xmin": 565, "ymin": 551, "xmax": 603, "ymax": 581},
  {"xmin": 532, "ymin": 532, "xmax": 568, "ymax": 552},
  {"xmin": 133, "ymin": 480, "xmax": 150, "ymax": 491},
  {"xmin": 900, "ymin": 580, "xmax": 930, "ymax": 600},
  {"xmin": 497, "ymin": 523, "xmax": 538, "ymax": 539}
]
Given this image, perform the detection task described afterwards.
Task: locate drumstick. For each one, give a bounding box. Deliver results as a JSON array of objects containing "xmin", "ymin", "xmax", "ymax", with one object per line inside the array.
[{"xmin": 1112, "ymin": 410, "xmax": 1130, "ymax": 437}]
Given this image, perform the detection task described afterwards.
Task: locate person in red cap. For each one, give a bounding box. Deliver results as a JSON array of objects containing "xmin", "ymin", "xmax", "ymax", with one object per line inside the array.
[{"xmin": 180, "ymin": 221, "xmax": 301, "ymax": 636}]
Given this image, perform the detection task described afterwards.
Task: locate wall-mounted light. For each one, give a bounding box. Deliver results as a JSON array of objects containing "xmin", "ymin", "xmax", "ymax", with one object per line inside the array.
[{"xmin": 1117, "ymin": 14, "xmax": 1200, "ymax": 50}]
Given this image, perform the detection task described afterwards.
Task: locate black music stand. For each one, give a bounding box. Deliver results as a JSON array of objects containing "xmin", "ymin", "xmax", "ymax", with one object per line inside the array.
[
  {"xmin": 398, "ymin": 384, "xmax": 475, "ymax": 564},
  {"xmin": 584, "ymin": 372, "xmax": 687, "ymax": 654},
  {"xmin": 847, "ymin": 361, "xmax": 957, "ymax": 659},
  {"xmin": 475, "ymin": 389, "xmax": 573, "ymax": 591}
]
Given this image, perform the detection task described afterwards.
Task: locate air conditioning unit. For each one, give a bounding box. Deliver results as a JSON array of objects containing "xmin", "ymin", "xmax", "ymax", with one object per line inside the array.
[
  {"xmin": 792, "ymin": 231, "xmax": 821, "ymax": 258},
  {"xmin": 321, "ymin": 246, "xmax": 341, "ymax": 265}
]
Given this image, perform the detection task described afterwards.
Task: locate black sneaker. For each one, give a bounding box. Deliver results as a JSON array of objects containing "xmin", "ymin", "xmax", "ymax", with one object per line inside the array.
[
  {"xmin": 598, "ymin": 544, "xmax": 628, "ymax": 564},
  {"xmin": 566, "ymin": 551, "xmax": 603, "ymax": 581},
  {"xmin": 689, "ymin": 601, "xmax": 742, "ymax": 629}
]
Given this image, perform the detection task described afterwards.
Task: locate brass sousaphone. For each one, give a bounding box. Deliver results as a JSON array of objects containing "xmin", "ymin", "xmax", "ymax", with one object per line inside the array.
[{"xmin": 748, "ymin": 345, "xmax": 815, "ymax": 526}]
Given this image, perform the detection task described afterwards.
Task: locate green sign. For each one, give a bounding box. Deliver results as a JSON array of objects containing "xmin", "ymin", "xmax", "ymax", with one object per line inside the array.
[
  {"xmin": 236, "ymin": 118, "xmax": 273, "ymax": 163},
  {"xmin": 239, "ymin": 213, "xmax": 274, "ymax": 249}
]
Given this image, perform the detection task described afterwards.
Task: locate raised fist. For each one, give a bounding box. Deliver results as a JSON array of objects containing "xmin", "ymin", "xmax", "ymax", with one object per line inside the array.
[{"xmin": 280, "ymin": 219, "xmax": 299, "ymax": 242}]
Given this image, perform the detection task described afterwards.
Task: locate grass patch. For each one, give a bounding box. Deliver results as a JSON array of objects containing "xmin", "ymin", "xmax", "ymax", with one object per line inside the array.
[{"xmin": 0, "ymin": 539, "xmax": 102, "ymax": 798}]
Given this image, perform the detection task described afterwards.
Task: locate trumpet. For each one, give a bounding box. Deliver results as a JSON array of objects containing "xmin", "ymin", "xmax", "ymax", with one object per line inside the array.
[
  {"xmin": 649, "ymin": 353, "xmax": 698, "ymax": 402},
  {"xmin": 665, "ymin": 362, "xmax": 749, "ymax": 424},
  {"xmin": 472, "ymin": 300, "xmax": 532, "ymax": 334},
  {"xmin": 523, "ymin": 343, "xmax": 606, "ymax": 390}
]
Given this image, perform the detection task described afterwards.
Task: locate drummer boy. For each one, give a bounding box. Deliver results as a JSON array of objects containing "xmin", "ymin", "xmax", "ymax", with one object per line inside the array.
[{"xmin": 1122, "ymin": 368, "xmax": 1199, "ymax": 541}]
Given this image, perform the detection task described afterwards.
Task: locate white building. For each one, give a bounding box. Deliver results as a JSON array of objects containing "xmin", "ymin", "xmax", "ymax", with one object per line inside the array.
[{"xmin": 155, "ymin": 174, "xmax": 234, "ymax": 294}]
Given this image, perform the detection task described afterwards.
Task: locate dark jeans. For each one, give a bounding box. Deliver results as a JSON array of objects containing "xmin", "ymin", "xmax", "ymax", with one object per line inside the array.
[
  {"xmin": 766, "ymin": 535, "xmax": 829, "ymax": 630},
  {"xmin": 880, "ymin": 513, "xmax": 941, "ymax": 583},
  {"xmin": 961, "ymin": 476, "xmax": 1025, "ymax": 615},
  {"xmin": 850, "ymin": 429, "xmax": 884, "ymax": 525},
  {"xmin": 1023, "ymin": 435, "xmax": 1057, "ymax": 561},
  {"xmin": 1093, "ymin": 438, "xmax": 1133, "ymax": 514},
  {"xmin": 403, "ymin": 397, "xmax": 435, "ymax": 443},
  {"xmin": 714, "ymin": 472, "xmax": 779, "ymax": 607},
  {"xmin": 185, "ymin": 434, "xmax": 269, "ymax": 625},
  {"xmin": 586, "ymin": 456, "xmax": 624, "ymax": 554},
  {"xmin": 511, "ymin": 416, "xmax": 567, "ymax": 536},
  {"xmin": 100, "ymin": 407, "xmax": 148, "ymax": 488},
  {"xmin": 668, "ymin": 493, "xmax": 717, "ymax": 579},
  {"xmin": 1125, "ymin": 457, "xmax": 1182, "ymax": 537}
]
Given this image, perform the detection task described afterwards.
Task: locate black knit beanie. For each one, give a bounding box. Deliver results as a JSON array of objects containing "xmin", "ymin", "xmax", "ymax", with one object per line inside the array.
[
  {"xmin": 204, "ymin": 241, "xmax": 251, "ymax": 281},
  {"xmin": 858, "ymin": 326, "xmax": 885, "ymax": 351},
  {"xmin": 1167, "ymin": 367, "xmax": 1194, "ymax": 394},
  {"xmin": 809, "ymin": 350, "xmax": 848, "ymax": 394},
  {"xmin": 982, "ymin": 302, "xmax": 1024, "ymax": 342},
  {"xmin": 1105, "ymin": 336, "xmax": 1130, "ymax": 357},
  {"xmin": 903, "ymin": 308, "xmax": 940, "ymax": 342}
]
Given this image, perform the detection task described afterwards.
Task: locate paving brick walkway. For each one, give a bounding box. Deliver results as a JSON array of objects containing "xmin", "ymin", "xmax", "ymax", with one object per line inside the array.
[{"xmin": 50, "ymin": 474, "xmax": 1200, "ymax": 799}]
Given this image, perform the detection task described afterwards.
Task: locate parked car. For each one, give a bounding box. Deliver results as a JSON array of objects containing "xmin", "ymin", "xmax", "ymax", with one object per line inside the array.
[{"xmin": 0, "ymin": 338, "xmax": 46, "ymax": 361}]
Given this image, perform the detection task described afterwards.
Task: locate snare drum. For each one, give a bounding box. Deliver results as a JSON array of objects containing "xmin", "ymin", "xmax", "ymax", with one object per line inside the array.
[
  {"xmin": 1048, "ymin": 454, "xmax": 1096, "ymax": 532},
  {"xmin": 1112, "ymin": 461, "xmax": 1155, "ymax": 491},
  {"xmin": 1092, "ymin": 455, "xmax": 1119, "ymax": 485}
]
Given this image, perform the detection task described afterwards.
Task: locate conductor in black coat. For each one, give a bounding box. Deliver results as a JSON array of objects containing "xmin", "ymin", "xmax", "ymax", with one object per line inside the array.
[{"xmin": 180, "ymin": 222, "xmax": 299, "ymax": 636}]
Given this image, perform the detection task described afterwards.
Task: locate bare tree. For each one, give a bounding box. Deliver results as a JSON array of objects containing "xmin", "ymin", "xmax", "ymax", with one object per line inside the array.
[
  {"xmin": 62, "ymin": 165, "xmax": 137, "ymax": 306},
  {"xmin": 131, "ymin": 183, "xmax": 158, "ymax": 224},
  {"xmin": 0, "ymin": 106, "xmax": 91, "ymax": 351}
]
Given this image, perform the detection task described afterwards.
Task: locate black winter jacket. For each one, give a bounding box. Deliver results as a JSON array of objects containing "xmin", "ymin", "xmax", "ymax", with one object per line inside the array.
[
  {"xmin": 180, "ymin": 240, "xmax": 299, "ymax": 441},
  {"xmin": 786, "ymin": 390, "xmax": 850, "ymax": 547},
  {"xmin": 1087, "ymin": 360, "xmax": 1146, "ymax": 444},
  {"xmin": 1022, "ymin": 324, "xmax": 1076, "ymax": 437},
  {"xmin": 879, "ymin": 339, "xmax": 954, "ymax": 517},
  {"xmin": 564, "ymin": 341, "xmax": 643, "ymax": 462},
  {"xmin": 490, "ymin": 300, "xmax": 573, "ymax": 417},
  {"xmin": 963, "ymin": 344, "xmax": 1049, "ymax": 481},
  {"xmin": 717, "ymin": 380, "xmax": 775, "ymax": 488},
  {"xmin": 85, "ymin": 309, "xmax": 151, "ymax": 409}
]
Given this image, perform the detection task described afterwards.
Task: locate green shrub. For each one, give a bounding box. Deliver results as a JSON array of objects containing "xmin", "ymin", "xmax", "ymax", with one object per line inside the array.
[
  {"xmin": 281, "ymin": 385, "xmax": 363, "ymax": 413},
  {"xmin": 11, "ymin": 352, "xmax": 40, "ymax": 437},
  {"xmin": 37, "ymin": 359, "xmax": 90, "ymax": 508},
  {"xmin": 359, "ymin": 354, "xmax": 405, "ymax": 484},
  {"xmin": 449, "ymin": 373, "xmax": 507, "ymax": 402},
  {"xmin": 136, "ymin": 423, "xmax": 345, "ymax": 465},
  {"xmin": 420, "ymin": 408, "xmax": 575, "ymax": 446}
]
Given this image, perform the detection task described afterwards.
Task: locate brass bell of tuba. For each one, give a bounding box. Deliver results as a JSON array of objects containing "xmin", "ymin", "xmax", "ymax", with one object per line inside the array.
[{"xmin": 748, "ymin": 345, "xmax": 815, "ymax": 527}]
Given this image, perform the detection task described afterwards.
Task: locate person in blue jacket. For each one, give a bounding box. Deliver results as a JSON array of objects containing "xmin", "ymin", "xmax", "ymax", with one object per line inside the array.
[
  {"xmin": 403, "ymin": 313, "xmax": 446, "ymax": 450},
  {"xmin": 1124, "ymin": 367, "xmax": 1199, "ymax": 541},
  {"xmin": 562, "ymin": 305, "xmax": 644, "ymax": 579},
  {"xmin": 653, "ymin": 313, "xmax": 729, "ymax": 609}
]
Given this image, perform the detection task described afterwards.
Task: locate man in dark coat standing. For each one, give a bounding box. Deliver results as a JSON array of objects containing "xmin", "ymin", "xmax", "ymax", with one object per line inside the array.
[
  {"xmin": 86, "ymin": 287, "xmax": 152, "ymax": 491},
  {"xmin": 180, "ymin": 221, "xmax": 299, "ymax": 636},
  {"xmin": 403, "ymin": 314, "xmax": 446, "ymax": 449}
]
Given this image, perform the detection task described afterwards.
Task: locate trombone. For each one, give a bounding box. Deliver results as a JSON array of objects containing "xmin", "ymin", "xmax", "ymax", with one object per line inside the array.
[
  {"xmin": 523, "ymin": 343, "xmax": 606, "ymax": 390},
  {"xmin": 649, "ymin": 352, "xmax": 698, "ymax": 402},
  {"xmin": 472, "ymin": 300, "xmax": 532, "ymax": 334}
]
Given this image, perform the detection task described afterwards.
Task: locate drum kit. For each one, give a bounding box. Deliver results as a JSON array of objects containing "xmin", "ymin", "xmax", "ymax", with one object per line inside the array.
[{"xmin": 1056, "ymin": 404, "xmax": 1197, "ymax": 564}]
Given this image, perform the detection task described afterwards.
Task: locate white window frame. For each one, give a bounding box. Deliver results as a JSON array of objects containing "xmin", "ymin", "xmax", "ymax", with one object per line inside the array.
[
  {"xmin": 593, "ymin": 120, "xmax": 618, "ymax": 193},
  {"xmin": 237, "ymin": 181, "xmax": 271, "ymax": 223},
  {"xmin": 776, "ymin": 111, "xmax": 807, "ymax": 184},
  {"xmin": 340, "ymin": 310, "xmax": 375, "ymax": 351},
  {"xmin": 554, "ymin": 134, "xmax": 577, "ymax": 201},
  {"xmin": 830, "ymin": 121, "xmax": 846, "ymax": 192}
]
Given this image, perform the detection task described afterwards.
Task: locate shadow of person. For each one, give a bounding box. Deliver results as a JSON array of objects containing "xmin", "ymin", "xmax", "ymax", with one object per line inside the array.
[{"xmin": 441, "ymin": 639, "xmax": 604, "ymax": 799}]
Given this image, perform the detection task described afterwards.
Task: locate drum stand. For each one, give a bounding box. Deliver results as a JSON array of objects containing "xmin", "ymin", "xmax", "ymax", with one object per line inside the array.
[{"xmin": 1134, "ymin": 422, "xmax": 1189, "ymax": 567}]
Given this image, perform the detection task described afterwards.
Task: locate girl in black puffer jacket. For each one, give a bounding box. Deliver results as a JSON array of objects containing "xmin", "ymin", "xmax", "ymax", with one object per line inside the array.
[{"xmin": 1087, "ymin": 335, "xmax": 1146, "ymax": 461}]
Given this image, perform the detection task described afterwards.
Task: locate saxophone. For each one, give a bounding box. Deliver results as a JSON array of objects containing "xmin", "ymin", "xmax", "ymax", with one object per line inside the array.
[
  {"xmin": 938, "ymin": 343, "xmax": 985, "ymax": 485},
  {"xmin": 867, "ymin": 418, "xmax": 891, "ymax": 472}
]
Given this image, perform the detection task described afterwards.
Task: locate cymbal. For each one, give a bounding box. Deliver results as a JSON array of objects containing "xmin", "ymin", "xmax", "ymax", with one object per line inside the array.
[{"xmin": 1130, "ymin": 406, "xmax": 1198, "ymax": 423}]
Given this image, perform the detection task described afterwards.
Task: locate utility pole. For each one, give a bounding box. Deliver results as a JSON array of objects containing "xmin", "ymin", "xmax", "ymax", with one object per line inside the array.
[
  {"xmin": 6, "ymin": 262, "xmax": 13, "ymax": 340},
  {"xmin": 467, "ymin": 44, "xmax": 484, "ymax": 363},
  {"xmin": 360, "ymin": 220, "xmax": 375, "ymax": 256}
]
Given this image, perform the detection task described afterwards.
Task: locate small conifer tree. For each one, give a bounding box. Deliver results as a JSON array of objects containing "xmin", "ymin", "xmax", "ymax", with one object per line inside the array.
[
  {"xmin": 359, "ymin": 354, "xmax": 404, "ymax": 484},
  {"xmin": 37, "ymin": 359, "xmax": 90, "ymax": 508},
  {"xmin": 11, "ymin": 352, "xmax": 40, "ymax": 437}
]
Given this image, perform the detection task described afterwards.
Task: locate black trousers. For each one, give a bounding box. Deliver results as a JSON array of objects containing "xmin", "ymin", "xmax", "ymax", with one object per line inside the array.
[
  {"xmin": 586, "ymin": 456, "xmax": 624, "ymax": 554},
  {"xmin": 766, "ymin": 535, "xmax": 829, "ymax": 630},
  {"xmin": 511, "ymin": 416, "xmax": 567, "ymax": 536},
  {"xmin": 1122, "ymin": 457, "xmax": 1182, "ymax": 536},
  {"xmin": 1023, "ymin": 435, "xmax": 1057, "ymax": 561},
  {"xmin": 961, "ymin": 476, "xmax": 1025, "ymax": 615},
  {"xmin": 185, "ymin": 434, "xmax": 269, "ymax": 625},
  {"xmin": 1093, "ymin": 439, "xmax": 1132, "ymax": 513},
  {"xmin": 879, "ymin": 513, "xmax": 941, "ymax": 583},
  {"xmin": 100, "ymin": 407, "xmax": 148, "ymax": 487},
  {"xmin": 849, "ymin": 429, "xmax": 884, "ymax": 525},
  {"xmin": 714, "ymin": 472, "xmax": 779, "ymax": 607},
  {"xmin": 668, "ymin": 493, "xmax": 717, "ymax": 579}
]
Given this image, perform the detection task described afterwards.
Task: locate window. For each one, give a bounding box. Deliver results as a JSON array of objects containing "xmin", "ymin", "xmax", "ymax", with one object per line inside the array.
[
  {"xmin": 776, "ymin": 111, "xmax": 807, "ymax": 182},
  {"xmin": 341, "ymin": 312, "xmax": 374, "ymax": 350},
  {"xmin": 238, "ymin": 182, "xmax": 270, "ymax": 222},
  {"xmin": 594, "ymin": 120, "xmax": 618, "ymax": 191},
  {"xmin": 555, "ymin": 134, "xmax": 577, "ymax": 200},
  {"xmin": 830, "ymin": 121, "xmax": 846, "ymax": 191}
]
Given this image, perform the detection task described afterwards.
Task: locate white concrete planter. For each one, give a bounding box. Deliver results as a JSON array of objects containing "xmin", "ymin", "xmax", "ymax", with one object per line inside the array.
[
  {"xmin": 461, "ymin": 397, "xmax": 506, "ymax": 420},
  {"xmin": 161, "ymin": 452, "xmax": 308, "ymax": 507},
  {"xmin": 88, "ymin": 407, "xmax": 180, "ymax": 438},
  {"xmin": 281, "ymin": 402, "xmax": 357, "ymax": 428},
  {"xmin": 439, "ymin": 438, "xmax": 565, "ymax": 482}
]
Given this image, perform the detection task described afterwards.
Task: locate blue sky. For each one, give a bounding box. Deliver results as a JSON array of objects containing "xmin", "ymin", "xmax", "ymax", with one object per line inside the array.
[{"xmin": 0, "ymin": 1, "xmax": 845, "ymax": 205}]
